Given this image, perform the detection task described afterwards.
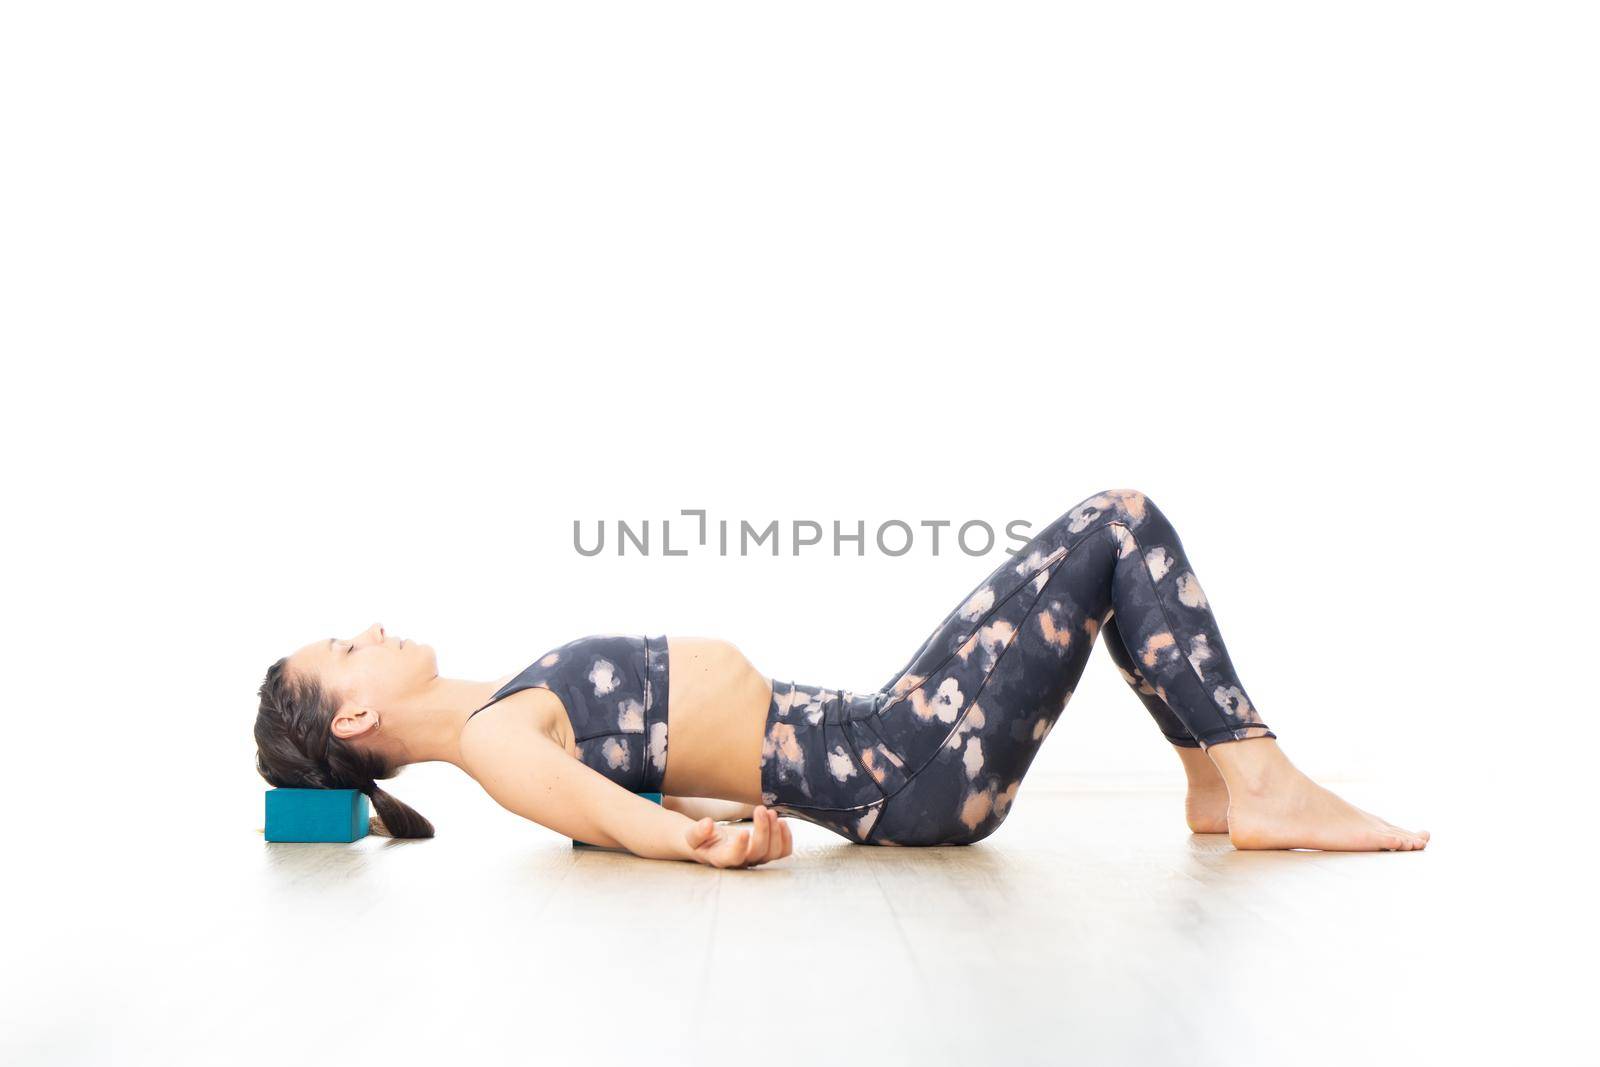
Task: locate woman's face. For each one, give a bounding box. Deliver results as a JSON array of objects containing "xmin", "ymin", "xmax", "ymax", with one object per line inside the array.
[{"xmin": 287, "ymin": 623, "xmax": 439, "ymax": 710}]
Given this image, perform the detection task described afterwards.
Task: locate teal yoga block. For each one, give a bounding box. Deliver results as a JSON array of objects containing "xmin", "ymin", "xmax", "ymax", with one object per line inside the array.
[
  {"xmin": 573, "ymin": 792, "xmax": 661, "ymax": 849},
  {"xmin": 265, "ymin": 788, "xmax": 370, "ymax": 843}
]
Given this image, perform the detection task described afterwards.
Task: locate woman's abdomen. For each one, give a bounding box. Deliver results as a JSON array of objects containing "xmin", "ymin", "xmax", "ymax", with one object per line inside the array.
[{"xmin": 660, "ymin": 637, "xmax": 772, "ymax": 803}]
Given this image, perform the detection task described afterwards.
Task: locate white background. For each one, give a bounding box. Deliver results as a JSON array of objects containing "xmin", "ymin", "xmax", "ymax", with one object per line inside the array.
[{"xmin": 2, "ymin": 0, "xmax": 1594, "ymax": 952}]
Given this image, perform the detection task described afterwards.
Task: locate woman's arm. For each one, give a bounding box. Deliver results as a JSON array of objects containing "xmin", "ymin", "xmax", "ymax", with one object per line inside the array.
[
  {"xmin": 461, "ymin": 718, "xmax": 789, "ymax": 866},
  {"xmin": 662, "ymin": 797, "xmax": 757, "ymax": 822}
]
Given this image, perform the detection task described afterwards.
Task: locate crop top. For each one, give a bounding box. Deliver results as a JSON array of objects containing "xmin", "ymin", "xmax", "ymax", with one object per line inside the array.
[{"xmin": 466, "ymin": 634, "xmax": 671, "ymax": 793}]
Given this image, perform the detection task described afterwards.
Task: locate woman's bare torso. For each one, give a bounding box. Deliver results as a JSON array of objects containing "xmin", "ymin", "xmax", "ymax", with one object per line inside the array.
[{"xmin": 482, "ymin": 637, "xmax": 772, "ymax": 804}]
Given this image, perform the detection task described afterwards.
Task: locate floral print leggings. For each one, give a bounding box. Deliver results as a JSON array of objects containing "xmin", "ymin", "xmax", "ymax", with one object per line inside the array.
[{"xmin": 759, "ymin": 489, "xmax": 1275, "ymax": 846}]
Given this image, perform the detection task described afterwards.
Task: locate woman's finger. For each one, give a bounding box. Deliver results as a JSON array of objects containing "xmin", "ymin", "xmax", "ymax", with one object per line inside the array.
[
  {"xmin": 751, "ymin": 809, "xmax": 770, "ymax": 864},
  {"xmin": 767, "ymin": 809, "xmax": 785, "ymax": 860},
  {"xmin": 778, "ymin": 815, "xmax": 793, "ymax": 857},
  {"xmin": 758, "ymin": 817, "xmax": 772, "ymax": 864},
  {"xmin": 765, "ymin": 809, "xmax": 785, "ymax": 861},
  {"xmin": 749, "ymin": 804, "xmax": 771, "ymax": 862}
]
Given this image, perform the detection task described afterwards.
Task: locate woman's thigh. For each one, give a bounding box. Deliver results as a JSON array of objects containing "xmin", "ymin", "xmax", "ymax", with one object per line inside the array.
[
  {"xmin": 857, "ymin": 492, "xmax": 1168, "ymax": 845},
  {"xmin": 866, "ymin": 524, "xmax": 1120, "ymax": 844},
  {"xmin": 758, "ymin": 518, "xmax": 1113, "ymax": 847}
]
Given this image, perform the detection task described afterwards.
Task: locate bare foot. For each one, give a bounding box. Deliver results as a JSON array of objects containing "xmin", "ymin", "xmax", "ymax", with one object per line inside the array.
[
  {"xmin": 1208, "ymin": 737, "xmax": 1429, "ymax": 852},
  {"xmin": 1227, "ymin": 774, "xmax": 1430, "ymax": 852}
]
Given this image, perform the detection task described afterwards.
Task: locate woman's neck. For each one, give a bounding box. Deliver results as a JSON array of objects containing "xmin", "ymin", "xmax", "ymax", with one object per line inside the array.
[{"xmin": 379, "ymin": 674, "xmax": 515, "ymax": 768}]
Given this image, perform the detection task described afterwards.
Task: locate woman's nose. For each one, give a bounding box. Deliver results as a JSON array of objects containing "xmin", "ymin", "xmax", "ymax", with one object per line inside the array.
[{"xmin": 363, "ymin": 622, "xmax": 385, "ymax": 644}]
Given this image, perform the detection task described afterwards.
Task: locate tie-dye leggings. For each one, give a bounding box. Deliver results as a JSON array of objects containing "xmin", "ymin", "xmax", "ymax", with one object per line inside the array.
[{"xmin": 758, "ymin": 489, "xmax": 1275, "ymax": 846}]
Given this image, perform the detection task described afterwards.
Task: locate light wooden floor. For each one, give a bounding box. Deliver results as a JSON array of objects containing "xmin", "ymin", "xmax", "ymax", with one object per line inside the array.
[{"xmin": 3, "ymin": 781, "xmax": 1590, "ymax": 1066}]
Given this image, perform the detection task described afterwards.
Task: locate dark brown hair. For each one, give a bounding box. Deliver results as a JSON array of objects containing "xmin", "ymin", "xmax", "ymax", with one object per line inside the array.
[{"xmin": 254, "ymin": 657, "xmax": 434, "ymax": 838}]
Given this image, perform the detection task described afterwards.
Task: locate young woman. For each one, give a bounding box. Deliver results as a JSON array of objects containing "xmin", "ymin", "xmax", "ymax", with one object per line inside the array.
[{"xmin": 255, "ymin": 489, "xmax": 1428, "ymax": 868}]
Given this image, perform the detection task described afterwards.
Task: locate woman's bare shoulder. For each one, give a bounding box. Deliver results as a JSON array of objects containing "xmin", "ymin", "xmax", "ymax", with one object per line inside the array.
[{"xmin": 459, "ymin": 688, "xmax": 576, "ymax": 768}]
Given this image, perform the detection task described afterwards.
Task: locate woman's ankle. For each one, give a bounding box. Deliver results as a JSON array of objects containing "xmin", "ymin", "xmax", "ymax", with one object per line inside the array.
[
  {"xmin": 1174, "ymin": 744, "xmax": 1225, "ymax": 790},
  {"xmin": 1205, "ymin": 737, "xmax": 1298, "ymax": 799}
]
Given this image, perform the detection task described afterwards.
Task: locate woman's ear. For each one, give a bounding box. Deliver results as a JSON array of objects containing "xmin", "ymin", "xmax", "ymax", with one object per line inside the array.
[{"xmin": 330, "ymin": 704, "xmax": 379, "ymax": 741}]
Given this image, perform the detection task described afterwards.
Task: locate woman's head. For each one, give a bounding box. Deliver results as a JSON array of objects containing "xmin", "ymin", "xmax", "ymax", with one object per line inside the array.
[{"xmin": 254, "ymin": 623, "xmax": 437, "ymax": 838}]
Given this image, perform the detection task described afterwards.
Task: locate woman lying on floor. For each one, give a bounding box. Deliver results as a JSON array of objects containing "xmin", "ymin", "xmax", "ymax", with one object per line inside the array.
[{"xmin": 255, "ymin": 489, "xmax": 1428, "ymax": 868}]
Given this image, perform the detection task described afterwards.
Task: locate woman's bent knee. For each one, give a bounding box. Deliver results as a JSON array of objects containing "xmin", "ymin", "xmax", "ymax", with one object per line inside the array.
[{"xmin": 1067, "ymin": 488, "xmax": 1156, "ymax": 534}]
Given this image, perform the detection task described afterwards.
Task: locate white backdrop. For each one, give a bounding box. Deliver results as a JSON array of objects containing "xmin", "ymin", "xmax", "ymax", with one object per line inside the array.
[{"xmin": 2, "ymin": 2, "xmax": 1594, "ymax": 845}]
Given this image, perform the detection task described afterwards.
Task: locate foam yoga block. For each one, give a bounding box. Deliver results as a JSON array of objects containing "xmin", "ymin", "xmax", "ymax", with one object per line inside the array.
[
  {"xmin": 573, "ymin": 792, "xmax": 662, "ymax": 849},
  {"xmin": 264, "ymin": 788, "xmax": 370, "ymax": 842}
]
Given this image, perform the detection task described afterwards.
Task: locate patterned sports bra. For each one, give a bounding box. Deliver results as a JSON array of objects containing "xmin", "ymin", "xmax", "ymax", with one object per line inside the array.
[{"xmin": 466, "ymin": 634, "xmax": 671, "ymax": 793}]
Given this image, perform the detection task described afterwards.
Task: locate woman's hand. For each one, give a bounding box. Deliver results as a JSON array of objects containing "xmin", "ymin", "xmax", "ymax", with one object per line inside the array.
[{"xmin": 685, "ymin": 805, "xmax": 792, "ymax": 868}]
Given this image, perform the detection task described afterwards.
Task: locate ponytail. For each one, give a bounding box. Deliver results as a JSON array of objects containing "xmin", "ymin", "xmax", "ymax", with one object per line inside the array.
[{"xmin": 363, "ymin": 781, "xmax": 435, "ymax": 839}]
